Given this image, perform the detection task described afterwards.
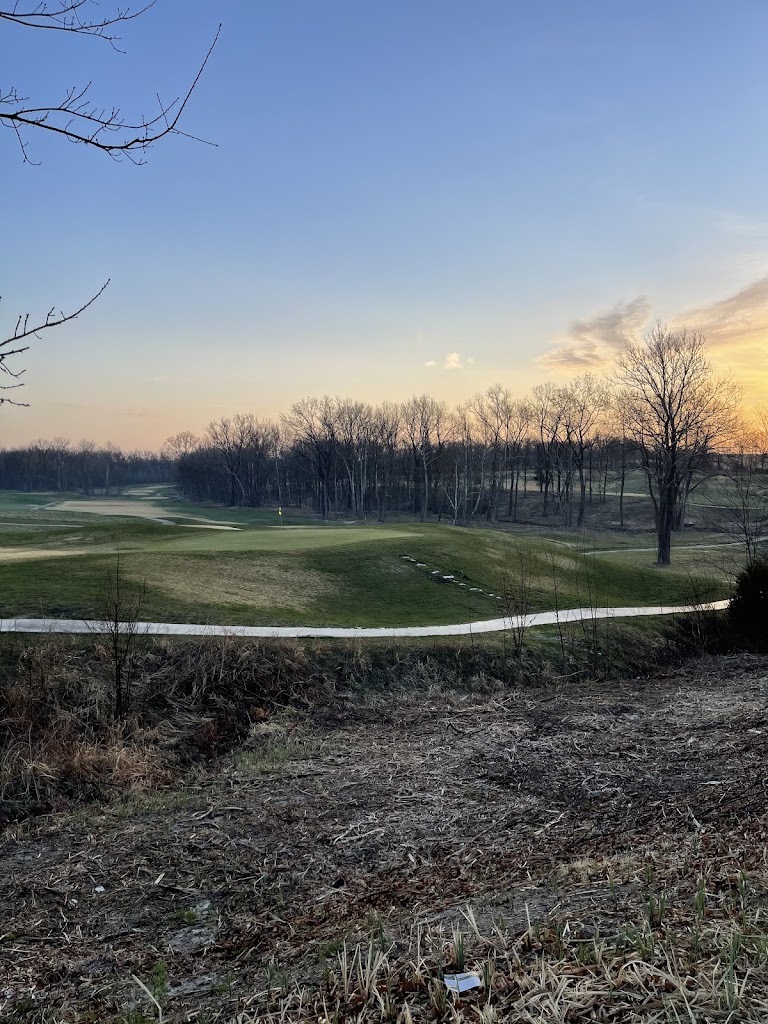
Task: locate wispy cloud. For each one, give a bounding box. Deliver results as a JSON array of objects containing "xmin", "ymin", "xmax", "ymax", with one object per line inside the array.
[
  {"xmin": 539, "ymin": 275, "xmax": 768, "ymax": 392},
  {"xmin": 677, "ymin": 274, "xmax": 768, "ymax": 344},
  {"xmin": 539, "ymin": 297, "xmax": 651, "ymax": 371},
  {"xmin": 424, "ymin": 352, "xmax": 473, "ymax": 371}
]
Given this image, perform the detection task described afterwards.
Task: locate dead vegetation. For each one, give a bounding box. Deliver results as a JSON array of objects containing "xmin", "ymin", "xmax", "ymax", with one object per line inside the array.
[
  {"xmin": 0, "ymin": 640, "xmax": 767, "ymax": 1021},
  {"xmin": 127, "ymin": 554, "xmax": 336, "ymax": 612}
]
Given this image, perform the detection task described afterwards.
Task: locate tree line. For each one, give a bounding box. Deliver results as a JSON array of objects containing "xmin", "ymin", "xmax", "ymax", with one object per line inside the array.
[
  {"xmin": 170, "ymin": 328, "xmax": 761, "ymax": 564},
  {"xmin": 2, "ymin": 327, "xmax": 763, "ymax": 565},
  {"xmin": 0, "ymin": 439, "xmax": 171, "ymax": 495},
  {"xmin": 170, "ymin": 385, "xmax": 623, "ymax": 527}
]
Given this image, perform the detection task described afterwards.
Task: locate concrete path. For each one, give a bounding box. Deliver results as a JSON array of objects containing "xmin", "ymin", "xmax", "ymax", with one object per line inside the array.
[{"xmin": 0, "ymin": 601, "xmax": 729, "ymax": 640}]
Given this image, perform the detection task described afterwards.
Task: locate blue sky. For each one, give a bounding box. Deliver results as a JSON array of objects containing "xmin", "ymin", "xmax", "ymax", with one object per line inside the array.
[{"xmin": 3, "ymin": 0, "xmax": 768, "ymax": 446}]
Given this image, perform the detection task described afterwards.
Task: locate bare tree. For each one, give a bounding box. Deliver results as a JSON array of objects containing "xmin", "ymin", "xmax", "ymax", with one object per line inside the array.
[
  {"xmin": 530, "ymin": 383, "xmax": 566, "ymax": 518},
  {"xmin": 334, "ymin": 399, "xmax": 373, "ymax": 518},
  {"xmin": 401, "ymin": 394, "xmax": 450, "ymax": 523},
  {"xmin": 283, "ymin": 397, "xmax": 339, "ymax": 520},
  {"xmin": 605, "ymin": 391, "xmax": 633, "ymax": 528},
  {"xmin": 615, "ymin": 324, "xmax": 740, "ymax": 565},
  {"xmin": 444, "ymin": 402, "xmax": 478, "ymax": 526},
  {"xmin": 370, "ymin": 402, "xmax": 400, "ymax": 522},
  {"xmin": 715, "ymin": 426, "xmax": 768, "ymax": 566},
  {"xmin": 471, "ymin": 385, "xmax": 512, "ymax": 522},
  {"xmin": 562, "ymin": 374, "xmax": 606, "ymax": 526},
  {"xmin": 96, "ymin": 551, "xmax": 146, "ymax": 720},
  {"xmin": 505, "ymin": 397, "xmax": 531, "ymax": 522},
  {"xmin": 206, "ymin": 416, "xmax": 251, "ymax": 507},
  {"xmin": 162, "ymin": 431, "xmax": 200, "ymax": 461}
]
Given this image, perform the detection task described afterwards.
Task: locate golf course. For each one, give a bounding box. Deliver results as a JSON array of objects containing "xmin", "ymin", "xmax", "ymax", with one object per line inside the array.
[{"xmin": 0, "ymin": 485, "xmax": 737, "ymax": 629}]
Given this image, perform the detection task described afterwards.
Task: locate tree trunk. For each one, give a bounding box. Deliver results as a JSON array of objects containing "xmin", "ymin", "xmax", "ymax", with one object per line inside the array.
[
  {"xmin": 576, "ymin": 459, "xmax": 587, "ymax": 526},
  {"xmin": 657, "ymin": 478, "xmax": 676, "ymax": 565},
  {"xmin": 619, "ymin": 441, "xmax": 626, "ymax": 528}
]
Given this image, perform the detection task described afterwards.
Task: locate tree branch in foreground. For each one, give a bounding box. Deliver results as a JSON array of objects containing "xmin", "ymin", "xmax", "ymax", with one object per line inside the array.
[
  {"xmin": 1, "ymin": 16, "xmax": 221, "ymax": 163},
  {"xmin": 0, "ymin": 2, "xmax": 157, "ymax": 49},
  {"xmin": 0, "ymin": 279, "xmax": 109, "ymax": 406}
]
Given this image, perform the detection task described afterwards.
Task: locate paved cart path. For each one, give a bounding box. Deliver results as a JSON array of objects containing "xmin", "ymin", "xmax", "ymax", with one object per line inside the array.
[{"xmin": 0, "ymin": 601, "xmax": 729, "ymax": 639}]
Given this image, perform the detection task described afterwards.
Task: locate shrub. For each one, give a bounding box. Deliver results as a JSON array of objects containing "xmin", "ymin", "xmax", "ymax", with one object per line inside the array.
[{"xmin": 728, "ymin": 558, "xmax": 768, "ymax": 651}]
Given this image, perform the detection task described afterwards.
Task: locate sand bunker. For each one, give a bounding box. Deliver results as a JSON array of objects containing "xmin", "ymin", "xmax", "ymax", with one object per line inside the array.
[
  {"xmin": 0, "ymin": 547, "xmax": 86, "ymax": 563},
  {"xmin": 178, "ymin": 524, "xmax": 240, "ymax": 531},
  {"xmin": 53, "ymin": 500, "xmax": 168, "ymax": 519},
  {"xmin": 51, "ymin": 500, "xmax": 241, "ymax": 529}
]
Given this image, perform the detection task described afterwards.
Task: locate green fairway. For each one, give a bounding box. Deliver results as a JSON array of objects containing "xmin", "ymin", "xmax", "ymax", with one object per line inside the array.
[
  {"xmin": 152, "ymin": 525, "xmax": 417, "ymax": 553},
  {"xmin": 0, "ymin": 489, "xmax": 736, "ymax": 627}
]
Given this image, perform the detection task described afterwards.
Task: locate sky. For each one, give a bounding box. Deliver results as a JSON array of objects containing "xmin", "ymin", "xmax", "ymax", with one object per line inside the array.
[{"xmin": 3, "ymin": 0, "xmax": 768, "ymax": 448}]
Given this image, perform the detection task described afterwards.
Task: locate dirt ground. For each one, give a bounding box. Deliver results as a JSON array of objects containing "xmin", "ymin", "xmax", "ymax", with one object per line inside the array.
[{"xmin": 2, "ymin": 654, "xmax": 768, "ymax": 1022}]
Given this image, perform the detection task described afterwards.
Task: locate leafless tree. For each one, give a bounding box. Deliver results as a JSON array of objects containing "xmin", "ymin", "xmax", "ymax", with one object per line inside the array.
[
  {"xmin": 444, "ymin": 402, "xmax": 478, "ymax": 526},
  {"xmin": 370, "ymin": 402, "xmax": 400, "ymax": 522},
  {"xmin": 615, "ymin": 324, "xmax": 740, "ymax": 565},
  {"xmin": 471, "ymin": 385, "xmax": 513, "ymax": 522},
  {"xmin": 334, "ymin": 399, "xmax": 374, "ymax": 518},
  {"xmin": 401, "ymin": 394, "xmax": 450, "ymax": 523},
  {"xmin": 206, "ymin": 416, "xmax": 252, "ymax": 507},
  {"xmin": 283, "ymin": 397, "xmax": 339, "ymax": 520},
  {"xmin": 562, "ymin": 374, "xmax": 606, "ymax": 526},
  {"xmin": 96, "ymin": 551, "xmax": 146, "ymax": 720},
  {"xmin": 162, "ymin": 431, "xmax": 200, "ymax": 460},
  {"xmin": 530, "ymin": 383, "xmax": 566, "ymax": 518},
  {"xmin": 606, "ymin": 391, "xmax": 633, "ymax": 527},
  {"xmin": 715, "ymin": 426, "xmax": 768, "ymax": 566},
  {"xmin": 505, "ymin": 397, "xmax": 531, "ymax": 522}
]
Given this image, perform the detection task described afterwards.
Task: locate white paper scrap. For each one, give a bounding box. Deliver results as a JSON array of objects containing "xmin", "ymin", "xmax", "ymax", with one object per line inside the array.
[{"xmin": 443, "ymin": 972, "xmax": 483, "ymax": 994}]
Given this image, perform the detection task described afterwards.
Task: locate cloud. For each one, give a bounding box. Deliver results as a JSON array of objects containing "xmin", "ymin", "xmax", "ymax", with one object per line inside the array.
[
  {"xmin": 539, "ymin": 274, "xmax": 768, "ymax": 394},
  {"xmin": 423, "ymin": 353, "xmax": 474, "ymax": 370},
  {"xmin": 678, "ymin": 274, "xmax": 768, "ymax": 344},
  {"xmin": 539, "ymin": 297, "xmax": 652, "ymax": 371}
]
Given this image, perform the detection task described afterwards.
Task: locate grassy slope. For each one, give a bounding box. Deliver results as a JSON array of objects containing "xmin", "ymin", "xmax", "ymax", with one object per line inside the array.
[{"xmin": 0, "ymin": 490, "xmax": 734, "ymax": 626}]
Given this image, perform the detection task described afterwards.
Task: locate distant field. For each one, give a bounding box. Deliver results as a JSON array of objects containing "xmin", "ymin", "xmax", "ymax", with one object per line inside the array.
[{"xmin": 0, "ymin": 486, "xmax": 736, "ymax": 626}]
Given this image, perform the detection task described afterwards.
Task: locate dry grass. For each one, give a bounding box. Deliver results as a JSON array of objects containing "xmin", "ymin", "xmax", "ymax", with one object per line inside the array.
[
  {"xmin": 236, "ymin": 878, "xmax": 768, "ymax": 1021},
  {"xmin": 0, "ymin": 638, "xmax": 177, "ymax": 822},
  {"xmin": 127, "ymin": 553, "xmax": 336, "ymax": 611},
  {"xmin": 1, "ymin": 653, "xmax": 768, "ymax": 1021},
  {"xmin": 0, "ymin": 727, "xmax": 172, "ymax": 812}
]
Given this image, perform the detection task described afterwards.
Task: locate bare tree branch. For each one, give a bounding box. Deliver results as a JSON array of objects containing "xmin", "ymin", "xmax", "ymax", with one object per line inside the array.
[
  {"xmin": 1, "ymin": 6, "xmax": 219, "ymax": 403},
  {"xmin": 1, "ymin": 22, "xmax": 220, "ymax": 163},
  {"xmin": 0, "ymin": 2, "xmax": 157, "ymax": 49},
  {"xmin": 0, "ymin": 280, "xmax": 109, "ymax": 404}
]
